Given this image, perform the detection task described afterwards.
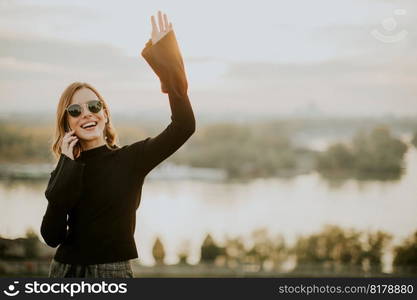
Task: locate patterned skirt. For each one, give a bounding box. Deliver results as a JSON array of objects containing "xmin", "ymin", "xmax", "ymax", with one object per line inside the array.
[{"xmin": 48, "ymin": 258, "xmax": 134, "ymax": 278}]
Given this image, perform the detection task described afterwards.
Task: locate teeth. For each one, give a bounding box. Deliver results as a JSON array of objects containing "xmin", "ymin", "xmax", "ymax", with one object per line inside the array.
[{"xmin": 82, "ymin": 122, "xmax": 96, "ymax": 129}]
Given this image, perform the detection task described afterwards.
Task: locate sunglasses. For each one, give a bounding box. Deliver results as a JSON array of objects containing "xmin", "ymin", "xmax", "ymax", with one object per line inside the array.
[{"xmin": 66, "ymin": 100, "xmax": 103, "ymax": 118}]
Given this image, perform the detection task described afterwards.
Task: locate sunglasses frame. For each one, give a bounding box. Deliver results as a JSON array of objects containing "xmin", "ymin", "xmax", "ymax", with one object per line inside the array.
[{"xmin": 66, "ymin": 100, "xmax": 103, "ymax": 118}]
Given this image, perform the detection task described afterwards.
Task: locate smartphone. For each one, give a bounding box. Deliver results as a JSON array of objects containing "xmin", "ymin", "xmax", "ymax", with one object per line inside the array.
[
  {"xmin": 64, "ymin": 121, "xmax": 72, "ymax": 132},
  {"xmin": 64, "ymin": 122, "xmax": 79, "ymax": 157}
]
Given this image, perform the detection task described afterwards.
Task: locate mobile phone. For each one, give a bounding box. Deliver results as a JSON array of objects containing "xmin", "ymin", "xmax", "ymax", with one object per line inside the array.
[{"xmin": 65, "ymin": 122, "xmax": 72, "ymax": 132}]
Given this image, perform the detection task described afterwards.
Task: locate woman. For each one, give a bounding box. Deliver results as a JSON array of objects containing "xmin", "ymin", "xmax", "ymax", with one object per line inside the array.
[{"xmin": 40, "ymin": 11, "xmax": 195, "ymax": 278}]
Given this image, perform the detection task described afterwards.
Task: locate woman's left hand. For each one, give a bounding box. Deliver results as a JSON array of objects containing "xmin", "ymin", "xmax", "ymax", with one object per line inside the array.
[{"xmin": 150, "ymin": 11, "xmax": 173, "ymax": 45}]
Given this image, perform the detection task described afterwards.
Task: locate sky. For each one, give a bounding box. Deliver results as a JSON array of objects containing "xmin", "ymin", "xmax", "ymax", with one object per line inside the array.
[{"xmin": 0, "ymin": 0, "xmax": 416, "ymax": 119}]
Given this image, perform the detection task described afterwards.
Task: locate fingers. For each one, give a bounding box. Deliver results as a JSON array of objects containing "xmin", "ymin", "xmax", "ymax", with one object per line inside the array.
[
  {"xmin": 62, "ymin": 131, "xmax": 77, "ymax": 145},
  {"xmin": 69, "ymin": 137, "xmax": 78, "ymax": 148},
  {"xmin": 60, "ymin": 134, "xmax": 77, "ymax": 160},
  {"xmin": 63, "ymin": 136, "xmax": 77, "ymax": 146},
  {"xmin": 150, "ymin": 11, "xmax": 171, "ymax": 44},
  {"xmin": 163, "ymin": 13, "xmax": 169, "ymax": 31},
  {"xmin": 63, "ymin": 130, "xmax": 75, "ymax": 139},
  {"xmin": 157, "ymin": 11, "xmax": 165, "ymax": 32},
  {"xmin": 151, "ymin": 15, "xmax": 158, "ymax": 34},
  {"xmin": 63, "ymin": 130, "xmax": 75, "ymax": 140}
]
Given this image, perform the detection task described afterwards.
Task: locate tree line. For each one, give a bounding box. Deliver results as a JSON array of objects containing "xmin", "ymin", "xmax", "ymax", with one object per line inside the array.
[
  {"xmin": 2, "ymin": 225, "xmax": 416, "ymax": 275},
  {"xmin": 0, "ymin": 120, "xmax": 415, "ymax": 180},
  {"xmin": 153, "ymin": 225, "xmax": 417, "ymax": 275}
]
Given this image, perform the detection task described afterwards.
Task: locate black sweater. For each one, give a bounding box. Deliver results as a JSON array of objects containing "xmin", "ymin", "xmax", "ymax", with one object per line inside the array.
[{"xmin": 40, "ymin": 30, "xmax": 195, "ymax": 264}]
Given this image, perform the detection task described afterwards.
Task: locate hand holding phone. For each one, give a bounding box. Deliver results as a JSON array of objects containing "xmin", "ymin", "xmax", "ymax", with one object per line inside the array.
[{"xmin": 61, "ymin": 130, "xmax": 78, "ymax": 160}]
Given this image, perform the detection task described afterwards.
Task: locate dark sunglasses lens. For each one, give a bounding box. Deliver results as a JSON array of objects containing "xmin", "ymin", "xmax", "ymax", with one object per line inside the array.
[
  {"xmin": 67, "ymin": 105, "xmax": 82, "ymax": 117},
  {"xmin": 88, "ymin": 100, "xmax": 102, "ymax": 113}
]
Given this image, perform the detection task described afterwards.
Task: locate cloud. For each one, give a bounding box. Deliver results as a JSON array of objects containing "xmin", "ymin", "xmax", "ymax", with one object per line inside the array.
[
  {"xmin": 0, "ymin": 32, "xmax": 149, "ymax": 80},
  {"xmin": 219, "ymin": 49, "xmax": 417, "ymax": 117},
  {"xmin": 0, "ymin": 0, "xmax": 416, "ymax": 117},
  {"xmin": 0, "ymin": 0, "xmax": 101, "ymax": 31},
  {"xmin": 0, "ymin": 32, "xmax": 163, "ymax": 115},
  {"xmin": 1, "ymin": 30, "xmax": 416, "ymax": 118}
]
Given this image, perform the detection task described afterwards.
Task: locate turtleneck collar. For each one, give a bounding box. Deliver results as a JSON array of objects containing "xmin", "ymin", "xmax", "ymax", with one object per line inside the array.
[{"xmin": 79, "ymin": 144, "xmax": 111, "ymax": 160}]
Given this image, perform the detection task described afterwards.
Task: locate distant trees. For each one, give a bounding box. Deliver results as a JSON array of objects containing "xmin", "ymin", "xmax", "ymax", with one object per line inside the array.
[
  {"xmin": 245, "ymin": 229, "xmax": 287, "ymax": 271},
  {"xmin": 223, "ymin": 237, "xmax": 246, "ymax": 268},
  {"xmin": 393, "ymin": 231, "xmax": 417, "ymax": 274},
  {"xmin": 0, "ymin": 228, "xmax": 53, "ymax": 260},
  {"xmin": 317, "ymin": 127, "xmax": 407, "ymax": 179},
  {"xmin": 152, "ymin": 237, "xmax": 165, "ymax": 265},
  {"xmin": 412, "ymin": 132, "xmax": 417, "ymax": 148},
  {"xmin": 293, "ymin": 225, "xmax": 392, "ymax": 274},
  {"xmin": 0, "ymin": 120, "xmax": 414, "ymax": 181},
  {"xmin": 3, "ymin": 226, "xmax": 416, "ymax": 276},
  {"xmin": 148, "ymin": 226, "xmax": 417, "ymax": 275},
  {"xmin": 171, "ymin": 123, "xmax": 302, "ymax": 178},
  {"xmin": 362, "ymin": 231, "xmax": 393, "ymax": 273},
  {"xmin": 0, "ymin": 121, "xmax": 306, "ymax": 178},
  {"xmin": 0, "ymin": 123, "xmax": 52, "ymax": 163},
  {"xmin": 177, "ymin": 241, "xmax": 190, "ymax": 265},
  {"xmin": 317, "ymin": 143, "xmax": 355, "ymax": 171},
  {"xmin": 195, "ymin": 226, "xmax": 407, "ymax": 275},
  {"xmin": 200, "ymin": 234, "xmax": 224, "ymax": 264},
  {"xmin": 199, "ymin": 230, "xmax": 288, "ymax": 272},
  {"xmin": 23, "ymin": 229, "xmax": 40, "ymax": 259}
]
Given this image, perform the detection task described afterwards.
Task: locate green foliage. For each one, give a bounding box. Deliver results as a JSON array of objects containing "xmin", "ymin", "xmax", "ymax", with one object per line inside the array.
[
  {"xmin": 317, "ymin": 127, "xmax": 407, "ymax": 178},
  {"xmin": 0, "ymin": 119, "xmax": 411, "ymax": 181},
  {"xmin": 0, "ymin": 121, "xmax": 149, "ymax": 164},
  {"xmin": 200, "ymin": 234, "xmax": 224, "ymax": 263},
  {"xmin": 362, "ymin": 231, "xmax": 393, "ymax": 273},
  {"xmin": 172, "ymin": 123, "xmax": 298, "ymax": 178},
  {"xmin": 23, "ymin": 228, "xmax": 40, "ymax": 259},
  {"xmin": 201, "ymin": 230, "xmax": 288, "ymax": 271},
  {"xmin": 393, "ymin": 231, "xmax": 417, "ymax": 274},
  {"xmin": 293, "ymin": 225, "xmax": 392, "ymax": 273},
  {"xmin": 199, "ymin": 225, "xmax": 395, "ymax": 274},
  {"xmin": 152, "ymin": 237, "xmax": 165, "ymax": 265},
  {"xmin": 176, "ymin": 241, "xmax": 190, "ymax": 265},
  {"xmin": 316, "ymin": 143, "xmax": 355, "ymax": 170},
  {"xmin": 0, "ymin": 122, "xmax": 52, "ymax": 163},
  {"xmin": 223, "ymin": 237, "xmax": 247, "ymax": 266},
  {"xmin": 245, "ymin": 229, "xmax": 287, "ymax": 271},
  {"xmin": 412, "ymin": 131, "xmax": 417, "ymax": 148}
]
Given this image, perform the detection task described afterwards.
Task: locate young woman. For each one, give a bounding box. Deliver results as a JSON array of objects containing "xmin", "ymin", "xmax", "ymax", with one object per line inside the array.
[{"xmin": 40, "ymin": 11, "xmax": 195, "ymax": 278}]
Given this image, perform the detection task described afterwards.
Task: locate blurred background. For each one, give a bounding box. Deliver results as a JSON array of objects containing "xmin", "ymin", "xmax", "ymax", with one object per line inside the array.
[{"xmin": 1, "ymin": 0, "xmax": 417, "ymax": 277}]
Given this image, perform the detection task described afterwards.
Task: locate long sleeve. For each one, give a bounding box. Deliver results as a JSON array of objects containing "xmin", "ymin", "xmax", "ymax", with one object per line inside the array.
[
  {"xmin": 138, "ymin": 30, "xmax": 195, "ymax": 175},
  {"xmin": 141, "ymin": 30, "xmax": 188, "ymax": 97},
  {"xmin": 40, "ymin": 154, "xmax": 85, "ymax": 247}
]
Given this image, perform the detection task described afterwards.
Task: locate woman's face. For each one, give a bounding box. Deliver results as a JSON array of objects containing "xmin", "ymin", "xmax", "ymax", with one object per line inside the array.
[{"xmin": 67, "ymin": 87, "xmax": 108, "ymax": 142}]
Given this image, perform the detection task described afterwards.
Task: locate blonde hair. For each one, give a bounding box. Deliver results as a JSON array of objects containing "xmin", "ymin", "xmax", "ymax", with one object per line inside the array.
[{"xmin": 52, "ymin": 82, "xmax": 119, "ymax": 160}]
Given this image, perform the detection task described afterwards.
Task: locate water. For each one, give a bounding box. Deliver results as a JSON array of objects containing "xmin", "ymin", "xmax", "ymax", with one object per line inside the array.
[{"xmin": 1, "ymin": 147, "xmax": 417, "ymax": 267}]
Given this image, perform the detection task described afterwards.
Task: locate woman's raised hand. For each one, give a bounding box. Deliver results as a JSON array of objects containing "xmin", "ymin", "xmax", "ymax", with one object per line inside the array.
[
  {"xmin": 61, "ymin": 130, "xmax": 78, "ymax": 160},
  {"xmin": 150, "ymin": 11, "xmax": 173, "ymax": 45}
]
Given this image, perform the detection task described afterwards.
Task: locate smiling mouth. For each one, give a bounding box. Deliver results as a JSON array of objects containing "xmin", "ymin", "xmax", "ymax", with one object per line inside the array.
[{"xmin": 81, "ymin": 121, "xmax": 97, "ymax": 130}]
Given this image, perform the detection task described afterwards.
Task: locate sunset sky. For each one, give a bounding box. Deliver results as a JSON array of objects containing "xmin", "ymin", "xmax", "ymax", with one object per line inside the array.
[{"xmin": 0, "ymin": 0, "xmax": 416, "ymax": 119}]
